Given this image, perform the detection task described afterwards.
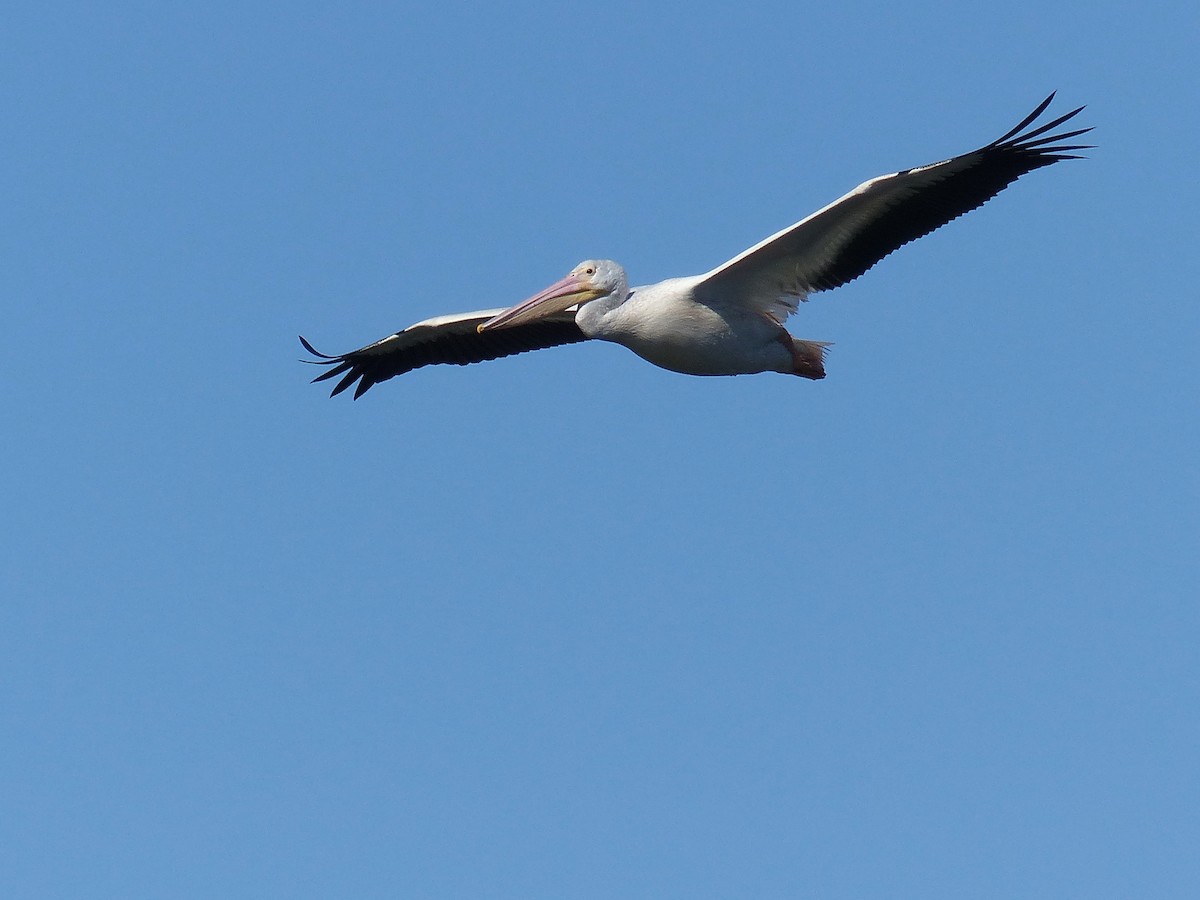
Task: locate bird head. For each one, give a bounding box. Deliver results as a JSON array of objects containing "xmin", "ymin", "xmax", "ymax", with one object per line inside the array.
[{"xmin": 478, "ymin": 259, "xmax": 626, "ymax": 332}]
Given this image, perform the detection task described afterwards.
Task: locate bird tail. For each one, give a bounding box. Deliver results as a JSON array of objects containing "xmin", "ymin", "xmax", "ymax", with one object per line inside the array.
[{"xmin": 792, "ymin": 340, "xmax": 830, "ymax": 380}]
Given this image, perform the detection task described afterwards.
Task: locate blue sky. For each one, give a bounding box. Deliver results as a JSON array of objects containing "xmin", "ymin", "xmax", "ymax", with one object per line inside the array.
[{"xmin": 3, "ymin": 1, "xmax": 1197, "ymax": 896}]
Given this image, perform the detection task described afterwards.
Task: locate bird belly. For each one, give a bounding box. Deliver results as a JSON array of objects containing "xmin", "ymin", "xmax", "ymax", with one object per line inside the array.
[{"xmin": 612, "ymin": 305, "xmax": 793, "ymax": 376}]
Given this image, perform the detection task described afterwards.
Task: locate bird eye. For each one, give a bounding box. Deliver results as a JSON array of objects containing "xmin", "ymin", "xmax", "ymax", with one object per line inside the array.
[{"xmin": 585, "ymin": 266, "xmax": 596, "ymax": 275}]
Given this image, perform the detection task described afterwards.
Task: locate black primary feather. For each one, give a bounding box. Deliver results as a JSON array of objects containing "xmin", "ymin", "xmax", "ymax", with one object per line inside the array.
[
  {"xmin": 300, "ymin": 314, "xmax": 587, "ymax": 399},
  {"xmin": 809, "ymin": 93, "xmax": 1093, "ymax": 291}
]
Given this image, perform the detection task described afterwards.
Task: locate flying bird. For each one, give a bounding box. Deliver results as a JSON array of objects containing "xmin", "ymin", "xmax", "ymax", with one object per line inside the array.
[{"xmin": 302, "ymin": 94, "xmax": 1090, "ymax": 399}]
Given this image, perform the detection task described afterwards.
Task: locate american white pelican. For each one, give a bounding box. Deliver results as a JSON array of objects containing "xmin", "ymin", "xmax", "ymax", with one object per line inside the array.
[{"xmin": 302, "ymin": 94, "xmax": 1090, "ymax": 399}]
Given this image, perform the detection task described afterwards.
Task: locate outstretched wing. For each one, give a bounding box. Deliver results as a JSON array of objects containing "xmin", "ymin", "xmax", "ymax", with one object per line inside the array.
[
  {"xmin": 695, "ymin": 93, "xmax": 1092, "ymax": 317},
  {"xmin": 301, "ymin": 308, "xmax": 587, "ymax": 399}
]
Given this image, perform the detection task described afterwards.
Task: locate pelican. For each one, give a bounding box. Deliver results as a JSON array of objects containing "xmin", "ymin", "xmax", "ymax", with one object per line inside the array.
[{"xmin": 302, "ymin": 94, "xmax": 1090, "ymax": 399}]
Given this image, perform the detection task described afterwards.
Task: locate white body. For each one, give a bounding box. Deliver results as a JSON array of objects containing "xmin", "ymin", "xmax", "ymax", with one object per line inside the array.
[{"xmin": 577, "ymin": 276, "xmax": 798, "ymax": 376}]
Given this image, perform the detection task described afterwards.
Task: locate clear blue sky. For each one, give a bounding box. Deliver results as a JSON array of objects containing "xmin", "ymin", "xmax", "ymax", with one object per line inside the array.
[{"xmin": 4, "ymin": 1, "xmax": 1197, "ymax": 897}]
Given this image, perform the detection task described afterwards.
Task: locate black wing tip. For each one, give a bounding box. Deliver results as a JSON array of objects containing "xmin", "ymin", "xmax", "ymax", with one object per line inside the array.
[
  {"xmin": 301, "ymin": 316, "xmax": 590, "ymax": 400},
  {"xmin": 326, "ymin": 367, "xmax": 368, "ymax": 399},
  {"xmin": 298, "ymin": 334, "xmax": 372, "ymax": 398},
  {"xmin": 299, "ymin": 334, "xmax": 340, "ymax": 360},
  {"xmin": 989, "ymin": 93, "xmax": 1094, "ymax": 159},
  {"xmin": 798, "ymin": 93, "xmax": 1093, "ymax": 294}
]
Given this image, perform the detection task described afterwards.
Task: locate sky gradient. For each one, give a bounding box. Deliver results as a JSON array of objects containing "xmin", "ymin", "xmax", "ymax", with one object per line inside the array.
[{"xmin": 3, "ymin": 2, "xmax": 1198, "ymax": 897}]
